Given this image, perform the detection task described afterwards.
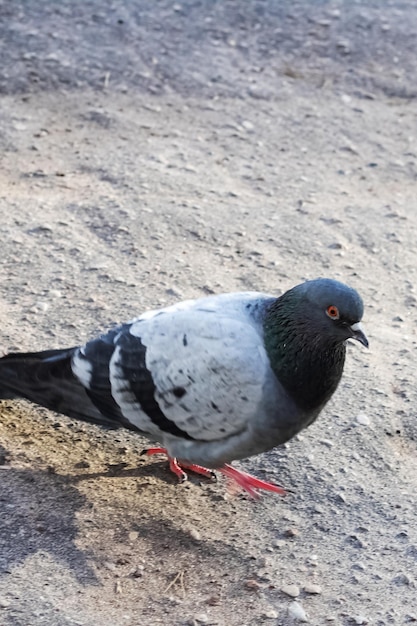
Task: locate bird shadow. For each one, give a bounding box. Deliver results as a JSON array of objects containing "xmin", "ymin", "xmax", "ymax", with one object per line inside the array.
[
  {"xmin": 68, "ymin": 457, "xmax": 217, "ymax": 485},
  {"xmin": 0, "ymin": 443, "xmax": 97, "ymax": 585},
  {"xmin": 0, "ymin": 444, "xmax": 245, "ymax": 583},
  {"xmin": 0, "ymin": 432, "xmax": 274, "ymax": 611}
]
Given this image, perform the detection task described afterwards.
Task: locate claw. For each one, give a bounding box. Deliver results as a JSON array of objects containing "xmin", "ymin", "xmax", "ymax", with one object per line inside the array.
[
  {"xmin": 176, "ymin": 460, "xmax": 217, "ymax": 480},
  {"xmin": 143, "ymin": 446, "xmax": 167, "ymax": 457},
  {"xmin": 143, "ymin": 448, "xmax": 286, "ymax": 497},
  {"xmin": 168, "ymin": 457, "xmax": 188, "ymax": 483},
  {"xmin": 144, "ymin": 447, "xmax": 216, "ymax": 482},
  {"xmin": 219, "ymin": 464, "xmax": 287, "ymax": 499}
]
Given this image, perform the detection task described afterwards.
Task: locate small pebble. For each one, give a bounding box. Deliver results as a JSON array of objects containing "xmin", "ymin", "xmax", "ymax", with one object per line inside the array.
[
  {"xmin": 288, "ymin": 601, "xmax": 308, "ymax": 622},
  {"xmin": 352, "ymin": 562, "xmax": 366, "ymax": 571},
  {"xmin": 242, "ymin": 120, "xmax": 255, "ymax": 132},
  {"xmin": 49, "ymin": 289, "xmax": 62, "ymax": 298},
  {"xmin": 356, "ymin": 413, "xmax": 371, "ymax": 426},
  {"xmin": 353, "ymin": 616, "xmax": 368, "ymax": 625},
  {"xmin": 284, "ymin": 527, "xmax": 299, "ymax": 538},
  {"xmin": 320, "ymin": 439, "xmax": 334, "ymax": 448},
  {"xmin": 281, "ymin": 584, "xmax": 300, "ymax": 598},
  {"xmin": 166, "ymin": 287, "xmax": 182, "ymax": 297},
  {"xmin": 128, "ymin": 531, "xmax": 139, "ymax": 541},
  {"xmin": 304, "ymin": 583, "xmax": 322, "ymax": 594},
  {"xmin": 189, "ymin": 528, "xmax": 201, "ymax": 541},
  {"xmin": 262, "ymin": 607, "xmax": 279, "ymax": 619},
  {"xmin": 245, "ymin": 579, "xmax": 261, "ymax": 591},
  {"xmin": 392, "ymin": 573, "xmax": 412, "ymax": 585},
  {"xmin": 0, "ymin": 598, "xmax": 10, "ymax": 608}
]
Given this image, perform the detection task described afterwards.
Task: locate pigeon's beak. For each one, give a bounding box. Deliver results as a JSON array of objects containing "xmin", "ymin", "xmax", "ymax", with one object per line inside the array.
[{"xmin": 349, "ymin": 322, "xmax": 369, "ymax": 348}]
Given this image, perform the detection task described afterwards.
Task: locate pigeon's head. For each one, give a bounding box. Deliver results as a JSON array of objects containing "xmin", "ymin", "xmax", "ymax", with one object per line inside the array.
[
  {"xmin": 264, "ymin": 278, "xmax": 368, "ymax": 410},
  {"xmin": 294, "ymin": 278, "xmax": 368, "ymax": 348}
]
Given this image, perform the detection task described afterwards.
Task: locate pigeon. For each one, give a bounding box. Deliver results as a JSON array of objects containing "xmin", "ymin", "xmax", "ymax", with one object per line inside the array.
[{"xmin": 0, "ymin": 278, "xmax": 368, "ymax": 497}]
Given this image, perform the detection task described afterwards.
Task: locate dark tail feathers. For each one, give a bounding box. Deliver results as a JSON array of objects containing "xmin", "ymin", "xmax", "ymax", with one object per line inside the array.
[{"xmin": 0, "ymin": 348, "xmax": 118, "ymax": 428}]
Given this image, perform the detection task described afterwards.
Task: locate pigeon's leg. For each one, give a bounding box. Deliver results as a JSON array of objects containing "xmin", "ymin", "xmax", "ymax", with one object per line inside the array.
[
  {"xmin": 177, "ymin": 460, "xmax": 216, "ymax": 480},
  {"xmin": 144, "ymin": 448, "xmax": 286, "ymax": 497},
  {"xmin": 219, "ymin": 464, "xmax": 287, "ymax": 499},
  {"xmin": 144, "ymin": 447, "xmax": 216, "ymax": 481}
]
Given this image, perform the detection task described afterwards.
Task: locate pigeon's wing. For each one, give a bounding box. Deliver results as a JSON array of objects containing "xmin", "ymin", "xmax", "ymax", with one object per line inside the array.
[
  {"xmin": 111, "ymin": 294, "xmax": 272, "ymax": 442},
  {"xmin": 0, "ymin": 292, "xmax": 272, "ymax": 445}
]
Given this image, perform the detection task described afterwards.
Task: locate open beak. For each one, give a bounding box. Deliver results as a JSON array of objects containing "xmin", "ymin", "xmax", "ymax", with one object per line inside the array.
[{"xmin": 350, "ymin": 322, "xmax": 369, "ymax": 348}]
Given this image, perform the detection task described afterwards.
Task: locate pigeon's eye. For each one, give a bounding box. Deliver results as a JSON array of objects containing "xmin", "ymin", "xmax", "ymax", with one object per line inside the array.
[{"xmin": 326, "ymin": 305, "xmax": 340, "ymax": 320}]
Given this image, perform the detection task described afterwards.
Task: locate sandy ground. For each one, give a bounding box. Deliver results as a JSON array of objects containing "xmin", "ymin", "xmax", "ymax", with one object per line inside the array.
[{"xmin": 0, "ymin": 1, "xmax": 417, "ymax": 625}]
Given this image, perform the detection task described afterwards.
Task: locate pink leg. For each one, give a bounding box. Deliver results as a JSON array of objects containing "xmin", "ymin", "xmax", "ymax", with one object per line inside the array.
[
  {"xmin": 145, "ymin": 447, "xmax": 215, "ymax": 482},
  {"xmin": 219, "ymin": 464, "xmax": 287, "ymax": 499},
  {"xmin": 144, "ymin": 448, "xmax": 286, "ymax": 498}
]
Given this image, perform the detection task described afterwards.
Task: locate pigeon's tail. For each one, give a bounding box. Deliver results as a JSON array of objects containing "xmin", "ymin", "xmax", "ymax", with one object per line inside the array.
[{"xmin": 0, "ymin": 348, "xmax": 118, "ymax": 428}]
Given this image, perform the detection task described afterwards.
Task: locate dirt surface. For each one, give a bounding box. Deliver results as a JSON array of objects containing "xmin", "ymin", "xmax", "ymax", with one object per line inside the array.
[{"xmin": 0, "ymin": 1, "xmax": 417, "ymax": 625}]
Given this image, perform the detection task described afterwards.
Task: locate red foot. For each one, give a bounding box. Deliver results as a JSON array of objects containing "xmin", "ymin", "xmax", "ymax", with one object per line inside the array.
[
  {"xmin": 219, "ymin": 464, "xmax": 287, "ymax": 499},
  {"xmin": 144, "ymin": 448, "xmax": 286, "ymax": 498},
  {"xmin": 144, "ymin": 447, "xmax": 216, "ymax": 482}
]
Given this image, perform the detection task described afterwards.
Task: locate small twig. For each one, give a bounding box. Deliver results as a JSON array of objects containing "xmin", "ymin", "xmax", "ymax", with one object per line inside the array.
[{"xmin": 164, "ymin": 570, "xmax": 185, "ymax": 596}]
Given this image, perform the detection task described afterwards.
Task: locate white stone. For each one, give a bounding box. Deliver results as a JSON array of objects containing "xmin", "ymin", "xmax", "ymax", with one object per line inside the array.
[
  {"xmin": 288, "ymin": 601, "xmax": 308, "ymax": 622},
  {"xmin": 356, "ymin": 413, "xmax": 371, "ymax": 426},
  {"xmin": 281, "ymin": 584, "xmax": 300, "ymax": 598},
  {"xmin": 304, "ymin": 583, "xmax": 322, "ymax": 594}
]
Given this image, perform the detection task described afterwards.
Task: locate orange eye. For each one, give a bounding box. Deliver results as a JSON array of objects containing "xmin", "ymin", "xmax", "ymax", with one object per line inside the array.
[{"xmin": 326, "ymin": 305, "xmax": 340, "ymax": 320}]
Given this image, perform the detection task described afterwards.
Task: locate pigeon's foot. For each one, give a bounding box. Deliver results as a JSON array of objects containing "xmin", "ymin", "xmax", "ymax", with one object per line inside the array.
[
  {"xmin": 219, "ymin": 464, "xmax": 287, "ymax": 499},
  {"xmin": 144, "ymin": 447, "xmax": 216, "ymax": 482},
  {"xmin": 144, "ymin": 448, "xmax": 286, "ymax": 498}
]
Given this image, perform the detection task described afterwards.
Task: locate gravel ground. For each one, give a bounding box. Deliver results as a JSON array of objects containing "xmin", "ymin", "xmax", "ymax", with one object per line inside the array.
[{"xmin": 0, "ymin": 2, "xmax": 416, "ymax": 625}]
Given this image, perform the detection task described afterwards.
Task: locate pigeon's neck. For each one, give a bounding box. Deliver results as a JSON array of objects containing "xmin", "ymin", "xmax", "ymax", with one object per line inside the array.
[{"xmin": 263, "ymin": 297, "xmax": 346, "ymax": 412}]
